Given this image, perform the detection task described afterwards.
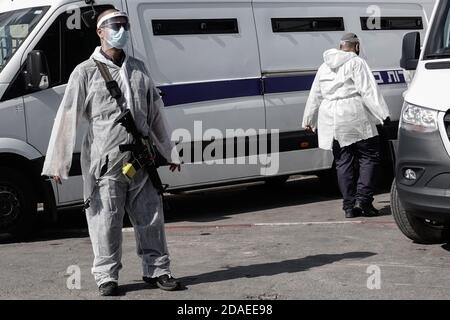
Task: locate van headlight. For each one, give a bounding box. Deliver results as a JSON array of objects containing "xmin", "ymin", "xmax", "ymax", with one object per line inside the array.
[{"xmin": 400, "ymin": 103, "xmax": 438, "ymax": 132}]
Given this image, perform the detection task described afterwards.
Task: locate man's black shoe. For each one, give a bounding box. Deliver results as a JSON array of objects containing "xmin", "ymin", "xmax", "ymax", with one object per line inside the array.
[
  {"xmin": 143, "ymin": 274, "xmax": 180, "ymax": 291},
  {"xmin": 355, "ymin": 202, "xmax": 379, "ymax": 217},
  {"xmin": 345, "ymin": 208, "xmax": 358, "ymax": 219},
  {"xmin": 99, "ymin": 281, "xmax": 118, "ymax": 296}
]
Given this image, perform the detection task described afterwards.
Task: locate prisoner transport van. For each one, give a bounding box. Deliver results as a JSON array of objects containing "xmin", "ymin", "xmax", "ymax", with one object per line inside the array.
[
  {"xmin": 391, "ymin": 0, "xmax": 450, "ymax": 244},
  {"xmin": 0, "ymin": 0, "xmax": 434, "ymax": 237}
]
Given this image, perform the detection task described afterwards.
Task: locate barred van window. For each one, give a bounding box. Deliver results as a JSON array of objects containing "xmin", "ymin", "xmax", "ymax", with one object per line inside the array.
[
  {"xmin": 152, "ymin": 19, "xmax": 239, "ymax": 35},
  {"xmin": 271, "ymin": 17, "xmax": 345, "ymax": 33},
  {"xmin": 360, "ymin": 17, "xmax": 423, "ymax": 31}
]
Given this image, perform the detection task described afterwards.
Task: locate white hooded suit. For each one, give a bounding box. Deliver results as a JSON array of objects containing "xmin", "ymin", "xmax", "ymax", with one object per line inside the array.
[
  {"xmin": 302, "ymin": 48, "xmax": 390, "ymax": 150},
  {"xmin": 42, "ymin": 47, "xmax": 178, "ymax": 286}
]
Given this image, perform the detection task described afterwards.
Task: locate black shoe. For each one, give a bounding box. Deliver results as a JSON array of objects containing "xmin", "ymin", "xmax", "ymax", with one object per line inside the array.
[
  {"xmin": 345, "ymin": 208, "xmax": 358, "ymax": 219},
  {"xmin": 143, "ymin": 274, "xmax": 180, "ymax": 291},
  {"xmin": 355, "ymin": 202, "xmax": 379, "ymax": 217},
  {"xmin": 99, "ymin": 281, "xmax": 118, "ymax": 296}
]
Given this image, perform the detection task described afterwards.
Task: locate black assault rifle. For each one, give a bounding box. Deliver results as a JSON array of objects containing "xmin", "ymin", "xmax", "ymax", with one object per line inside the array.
[{"xmin": 114, "ymin": 109, "xmax": 167, "ymax": 195}]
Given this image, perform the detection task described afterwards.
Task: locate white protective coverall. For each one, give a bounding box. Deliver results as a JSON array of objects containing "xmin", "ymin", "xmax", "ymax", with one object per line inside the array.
[
  {"xmin": 42, "ymin": 47, "xmax": 178, "ymax": 286},
  {"xmin": 302, "ymin": 48, "xmax": 390, "ymax": 150}
]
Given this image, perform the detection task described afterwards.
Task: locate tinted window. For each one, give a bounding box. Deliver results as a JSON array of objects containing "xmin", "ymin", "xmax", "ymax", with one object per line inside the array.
[
  {"xmin": 424, "ymin": 0, "xmax": 450, "ymax": 60},
  {"xmin": 59, "ymin": 12, "xmax": 101, "ymax": 83},
  {"xmin": 152, "ymin": 19, "xmax": 239, "ymax": 35},
  {"xmin": 271, "ymin": 17, "xmax": 345, "ymax": 33},
  {"xmin": 0, "ymin": 6, "xmax": 49, "ymax": 73},
  {"xmin": 35, "ymin": 14, "xmax": 61, "ymax": 85},
  {"xmin": 2, "ymin": 6, "xmax": 111, "ymax": 101},
  {"xmin": 360, "ymin": 16, "xmax": 423, "ymax": 30}
]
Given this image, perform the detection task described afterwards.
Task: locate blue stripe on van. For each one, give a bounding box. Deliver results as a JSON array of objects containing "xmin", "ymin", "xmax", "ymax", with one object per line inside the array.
[
  {"xmin": 373, "ymin": 70, "xmax": 406, "ymax": 85},
  {"xmin": 158, "ymin": 70, "xmax": 405, "ymax": 107},
  {"xmin": 158, "ymin": 78, "xmax": 262, "ymax": 107},
  {"xmin": 263, "ymin": 74, "xmax": 316, "ymax": 94}
]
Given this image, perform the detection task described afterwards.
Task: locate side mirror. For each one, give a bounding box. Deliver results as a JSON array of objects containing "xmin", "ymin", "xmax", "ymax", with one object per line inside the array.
[
  {"xmin": 24, "ymin": 50, "xmax": 50, "ymax": 91},
  {"xmin": 400, "ymin": 32, "xmax": 421, "ymax": 70}
]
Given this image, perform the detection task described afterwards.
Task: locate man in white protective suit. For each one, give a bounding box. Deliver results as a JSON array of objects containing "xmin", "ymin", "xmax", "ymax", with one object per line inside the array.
[
  {"xmin": 42, "ymin": 8, "xmax": 182, "ymax": 296},
  {"xmin": 302, "ymin": 33, "xmax": 391, "ymax": 219}
]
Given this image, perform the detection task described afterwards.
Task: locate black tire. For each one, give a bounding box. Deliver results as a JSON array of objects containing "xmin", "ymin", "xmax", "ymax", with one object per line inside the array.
[
  {"xmin": 0, "ymin": 167, "xmax": 38, "ymax": 239},
  {"xmin": 390, "ymin": 180, "xmax": 450, "ymax": 244},
  {"xmin": 264, "ymin": 175, "xmax": 289, "ymax": 187}
]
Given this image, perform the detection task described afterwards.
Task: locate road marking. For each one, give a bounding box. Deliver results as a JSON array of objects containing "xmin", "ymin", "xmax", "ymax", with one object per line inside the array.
[
  {"xmin": 160, "ymin": 220, "xmax": 368, "ymax": 231},
  {"xmin": 43, "ymin": 220, "xmax": 394, "ymax": 235},
  {"xmin": 394, "ymin": 283, "xmax": 450, "ymax": 289},
  {"xmin": 254, "ymin": 221, "xmax": 364, "ymax": 226},
  {"xmin": 346, "ymin": 262, "xmax": 447, "ymax": 269}
]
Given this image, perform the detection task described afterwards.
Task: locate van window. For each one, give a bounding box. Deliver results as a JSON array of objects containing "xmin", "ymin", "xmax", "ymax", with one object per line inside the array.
[
  {"xmin": 34, "ymin": 8, "xmax": 102, "ymax": 86},
  {"xmin": 424, "ymin": 0, "xmax": 450, "ymax": 60},
  {"xmin": 0, "ymin": 6, "xmax": 49, "ymax": 73},
  {"xmin": 360, "ymin": 16, "xmax": 423, "ymax": 30},
  {"xmin": 34, "ymin": 16, "xmax": 61, "ymax": 85},
  {"xmin": 271, "ymin": 17, "xmax": 345, "ymax": 33},
  {"xmin": 152, "ymin": 19, "xmax": 239, "ymax": 35},
  {"xmin": 2, "ymin": 6, "xmax": 110, "ymax": 101}
]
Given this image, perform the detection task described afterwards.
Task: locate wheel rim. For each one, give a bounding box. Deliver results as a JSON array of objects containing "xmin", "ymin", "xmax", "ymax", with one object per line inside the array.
[{"xmin": 0, "ymin": 185, "xmax": 21, "ymax": 228}]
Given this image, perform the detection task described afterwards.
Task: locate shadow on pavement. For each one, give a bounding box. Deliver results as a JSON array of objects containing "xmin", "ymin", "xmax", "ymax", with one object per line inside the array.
[
  {"xmin": 165, "ymin": 177, "xmax": 342, "ymax": 223},
  {"xmin": 166, "ymin": 176, "xmax": 391, "ymax": 223},
  {"xmin": 120, "ymin": 251, "xmax": 376, "ymax": 294},
  {"xmin": 0, "ymin": 176, "xmax": 391, "ymax": 244}
]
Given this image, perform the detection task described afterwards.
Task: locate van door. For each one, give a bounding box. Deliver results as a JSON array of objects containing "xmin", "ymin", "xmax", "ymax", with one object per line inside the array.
[
  {"xmin": 21, "ymin": 3, "xmax": 122, "ymax": 205},
  {"xmin": 127, "ymin": 0, "xmax": 265, "ymax": 188},
  {"xmin": 253, "ymin": 0, "xmax": 429, "ymax": 176},
  {"xmin": 253, "ymin": 1, "xmax": 344, "ymax": 175}
]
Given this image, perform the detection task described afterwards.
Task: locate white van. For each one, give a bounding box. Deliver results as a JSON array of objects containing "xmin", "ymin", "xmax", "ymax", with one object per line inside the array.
[
  {"xmin": 0, "ymin": 0, "xmax": 434, "ymax": 236},
  {"xmin": 391, "ymin": 0, "xmax": 450, "ymax": 244}
]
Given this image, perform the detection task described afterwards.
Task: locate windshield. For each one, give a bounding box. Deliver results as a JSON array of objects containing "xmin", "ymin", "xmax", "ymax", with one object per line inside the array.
[
  {"xmin": 0, "ymin": 6, "xmax": 49, "ymax": 72},
  {"xmin": 424, "ymin": 0, "xmax": 450, "ymax": 59}
]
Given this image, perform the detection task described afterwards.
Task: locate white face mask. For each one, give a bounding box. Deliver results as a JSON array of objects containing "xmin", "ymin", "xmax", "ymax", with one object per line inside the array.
[{"xmin": 105, "ymin": 26, "xmax": 129, "ymax": 49}]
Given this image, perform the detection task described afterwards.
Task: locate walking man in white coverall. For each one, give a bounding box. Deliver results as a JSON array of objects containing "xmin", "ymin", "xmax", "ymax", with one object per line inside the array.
[
  {"xmin": 42, "ymin": 8, "xmax": 182, "ymax": 296},
  {"xmin": 302, "ymin": 33, "xmax": 391, "ymax": 219}
]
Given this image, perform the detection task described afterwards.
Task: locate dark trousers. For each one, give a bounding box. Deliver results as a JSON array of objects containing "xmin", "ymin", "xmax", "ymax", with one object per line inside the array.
[{"xmin": 332, "ymin": 136, "xmax": 380, "ymax": 211}]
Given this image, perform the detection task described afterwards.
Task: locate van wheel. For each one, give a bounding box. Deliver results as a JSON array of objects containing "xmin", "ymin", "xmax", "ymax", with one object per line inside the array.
[
  {"xmin": 0, "ymin": 168, "xmax": 38, "ymax": 239},
  {"xmin": 390, "ymin": 180, "xmax": 450, "ymax": 244}
]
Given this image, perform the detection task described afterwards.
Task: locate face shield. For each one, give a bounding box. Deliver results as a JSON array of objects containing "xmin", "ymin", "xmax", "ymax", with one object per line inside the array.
[{"xmin": 97, "ymin": 11, "xmax": 130, "ymax": 50}]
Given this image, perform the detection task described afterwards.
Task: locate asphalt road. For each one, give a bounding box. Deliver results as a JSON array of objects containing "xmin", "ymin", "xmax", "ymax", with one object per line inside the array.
[{"xmin": 1, "ymin": 176, "xmax": 450, "ymax": 300}]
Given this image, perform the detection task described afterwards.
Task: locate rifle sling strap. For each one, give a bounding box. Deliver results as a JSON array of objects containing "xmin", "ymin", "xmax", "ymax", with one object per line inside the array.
[
  {"xmin": 93, "ymin": 59, "xmax": 123, "ymax": 102},
  {"xmin": 91, "ymin": 60, "xmax": 168, "ymax": 196}
]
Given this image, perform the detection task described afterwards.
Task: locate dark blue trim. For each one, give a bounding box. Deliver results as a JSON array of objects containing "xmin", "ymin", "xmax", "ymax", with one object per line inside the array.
[
  {"xmin": 158, "ymin": 78, "xmax": 262, "ymax": 107},
  {"xmin": 373, "ymin": 70, "xmax": 406, "ymax": 86},
  {"xmin": 263, "ymin": 74, "xmax": 316, "ymax": 94},
  {"xmin": 158, "ymin": 70, "xmax": 406, "ymax": 107}
]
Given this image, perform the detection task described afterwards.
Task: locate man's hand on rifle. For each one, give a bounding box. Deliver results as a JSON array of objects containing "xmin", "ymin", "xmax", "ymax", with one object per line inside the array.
[{"xmin": 169, "ymin": 163, "xmax": 181, "ymax": 172}]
